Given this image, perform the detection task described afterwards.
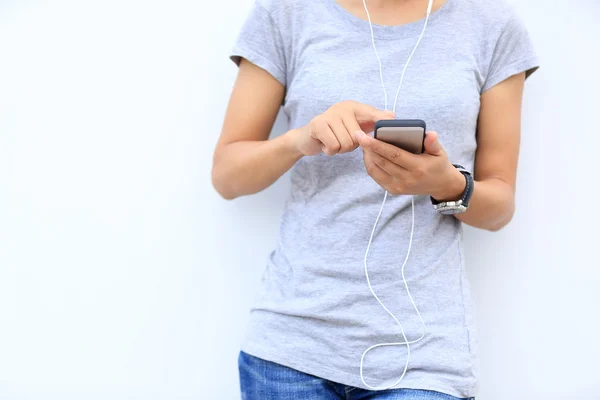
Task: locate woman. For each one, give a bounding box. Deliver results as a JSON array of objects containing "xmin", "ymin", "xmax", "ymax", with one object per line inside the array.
[{"xmin": 212, "ymin": 0, "xmax": 538, "ymax": 398}]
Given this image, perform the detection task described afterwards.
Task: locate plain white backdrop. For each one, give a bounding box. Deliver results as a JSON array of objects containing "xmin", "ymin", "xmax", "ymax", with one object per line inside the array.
[{"xmin": 0, "ymin": 0, "xmax": 599, "ymax": 399}]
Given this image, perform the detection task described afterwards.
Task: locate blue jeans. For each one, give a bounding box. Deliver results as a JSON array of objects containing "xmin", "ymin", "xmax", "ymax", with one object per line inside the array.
[{"xmin": 238, "ymin": 351, "xmax": 474, "ymax": 400}]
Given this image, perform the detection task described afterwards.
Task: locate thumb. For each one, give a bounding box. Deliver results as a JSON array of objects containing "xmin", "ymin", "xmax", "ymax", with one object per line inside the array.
[{"xmin": 423, "ymin": 131, "xmax": 445, "ymax": 156}]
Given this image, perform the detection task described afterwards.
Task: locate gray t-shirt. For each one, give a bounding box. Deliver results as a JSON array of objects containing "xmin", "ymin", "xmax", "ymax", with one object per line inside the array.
[{"xmin": 230, "ymin": 0, "xmax": 538, "ymax": 397}]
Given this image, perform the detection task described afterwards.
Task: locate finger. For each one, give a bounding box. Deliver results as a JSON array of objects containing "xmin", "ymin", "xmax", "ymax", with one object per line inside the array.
[
  {"xmin": 313, "ymin": 119, "xmax": 340, "ymax": 155},
  {"xmin": 327, "ymin": 117, "xmax": 354, "ymax": 153},
  {"xmin": 341, "ymin": 113, "xmax": 363, "ymax": 146},
  {"xmin": 352, "ymin": 104, "xmax": 395, "ymax": 132},
  {"xmin": 355, "ymin": 130, "xmax": 420, "ymax": 169},
  {"xmin": 370, "ymin": 150, "xmax": 410, "ymax": 177},
  {"xmin": 364, "ymin": 150, "xmax": 393, "ymax": 184},
  {"xmin": 423, "ymin": 131, "xmax": 446, "ymax": 156},
  {"xmin": 357, "ymin": 110, "xmax": 396, "ymax": 134}
]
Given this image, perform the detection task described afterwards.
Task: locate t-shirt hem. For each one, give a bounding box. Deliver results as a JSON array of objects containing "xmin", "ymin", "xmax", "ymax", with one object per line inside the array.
[
  {"xmin": 230, "ymin": 46, "xmax": 286, "ymax": 87},
  {"xmin": 481, "ymin": 56, "xmax": 540, "ymax": 93},
  {"xmin": 240, "ymin": 343, "xmax": 477, "ymax": 399}
]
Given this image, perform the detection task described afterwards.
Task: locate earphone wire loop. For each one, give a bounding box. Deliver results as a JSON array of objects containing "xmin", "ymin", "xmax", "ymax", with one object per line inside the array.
[{"xmin": 359, "ymin": 0, "xmax": 433, "ymax": 390}]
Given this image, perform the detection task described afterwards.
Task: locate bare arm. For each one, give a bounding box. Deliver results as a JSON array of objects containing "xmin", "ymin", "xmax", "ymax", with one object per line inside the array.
[
  {"xmin": 211, "ymin": 59, "xmax": 299, "ymax": 200},
  {"xmin": 452, "ymin": 72, "xmax": 525, "ymax": 231},
  {"xmin": 212, "ymin": 59, "xmax": 395, "ymax": 200}
]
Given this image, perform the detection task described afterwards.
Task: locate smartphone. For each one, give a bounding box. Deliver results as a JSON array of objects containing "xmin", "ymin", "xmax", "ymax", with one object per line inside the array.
[{"xmin": 373, "ymin": 119, "xmax": 426, "ymax": 154}]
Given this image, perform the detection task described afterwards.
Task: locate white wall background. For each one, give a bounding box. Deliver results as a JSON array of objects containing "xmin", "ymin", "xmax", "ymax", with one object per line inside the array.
[{"xmin": 0, "ymin": 0, "xmax": 598, "ymax": 399}]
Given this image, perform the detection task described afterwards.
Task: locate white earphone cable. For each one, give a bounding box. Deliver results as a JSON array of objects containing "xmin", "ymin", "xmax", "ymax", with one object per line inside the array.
[{"xmin": 359, "ymin": 0, "xmax": 433, "ymax": 390}]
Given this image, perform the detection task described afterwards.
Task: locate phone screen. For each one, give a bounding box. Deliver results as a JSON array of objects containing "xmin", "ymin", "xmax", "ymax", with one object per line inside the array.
[{"xmin": 374, "ymin": 126, "xmax": 425, "ymax": 154}]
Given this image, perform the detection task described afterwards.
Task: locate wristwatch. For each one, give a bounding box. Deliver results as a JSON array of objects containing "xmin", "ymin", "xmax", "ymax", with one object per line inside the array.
[{"xmin": 430, "ymin": 164, "xmax": 474, "ymax": 215}]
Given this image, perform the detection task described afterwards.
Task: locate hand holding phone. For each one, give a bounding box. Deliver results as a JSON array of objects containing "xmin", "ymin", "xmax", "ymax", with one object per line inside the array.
[
  {"xmin": 373, "ymin": 119, "xmax": 426, "ymax": 154},
  {"xmin": 357, "ymin": 123, "xmax": 464, "ymax": 201}
]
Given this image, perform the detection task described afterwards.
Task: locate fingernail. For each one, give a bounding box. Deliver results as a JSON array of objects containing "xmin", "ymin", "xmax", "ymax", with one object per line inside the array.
[{"xmin": 354, "ymin": 130, "xmax": 364, "ymax": 141}]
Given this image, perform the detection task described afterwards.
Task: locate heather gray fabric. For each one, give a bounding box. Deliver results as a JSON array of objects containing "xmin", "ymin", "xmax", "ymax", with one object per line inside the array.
[{"xmin": 229, "ymin": 0, "xmax": 538, "ymax": 397}]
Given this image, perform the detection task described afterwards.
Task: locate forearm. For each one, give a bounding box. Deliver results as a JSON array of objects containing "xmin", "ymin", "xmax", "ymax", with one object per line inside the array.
[
  {"xmin": 453, "ymin": 177, "xmax": 515, "ymax": 231},
  {"xmin": 212, "ymin": 129, "xmax": 303, "ymax": 200}
]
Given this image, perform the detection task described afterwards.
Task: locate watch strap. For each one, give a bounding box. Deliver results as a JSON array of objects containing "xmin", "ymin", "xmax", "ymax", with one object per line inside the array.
[{"xmin": 430, "ymin": 164, "xmax": 474, "ymax": 209}]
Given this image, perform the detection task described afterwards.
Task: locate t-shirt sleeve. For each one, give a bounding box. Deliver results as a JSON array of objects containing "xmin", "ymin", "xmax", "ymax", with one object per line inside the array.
[
  {"xmin": 481, "ymin": 12, "xmax": 539, "ymax": 93},
  {"xmin": 230, "ymin": 1, "xmax": 287, "ymax": 87}
]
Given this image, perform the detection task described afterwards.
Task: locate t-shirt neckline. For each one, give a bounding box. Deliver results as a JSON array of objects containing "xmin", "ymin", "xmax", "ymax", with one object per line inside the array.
[{"xmin": 324, "ymin": 0, "xmax": 456, "ymax": 40}]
